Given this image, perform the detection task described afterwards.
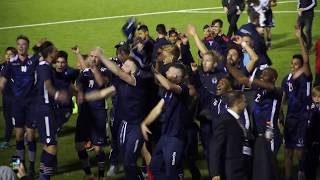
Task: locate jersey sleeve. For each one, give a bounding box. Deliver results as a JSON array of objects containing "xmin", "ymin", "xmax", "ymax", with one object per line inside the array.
[
  {"xmin": 38, "ymin": 64, "xmax": 52, "ymax": 81},
  {"xmin": 1, "ymin": 63, "xmax": 12, "ymax": 79}
]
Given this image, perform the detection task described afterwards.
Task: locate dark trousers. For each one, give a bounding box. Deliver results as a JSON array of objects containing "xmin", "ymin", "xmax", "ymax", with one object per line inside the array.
[
  {"xmin": 298, "ymin": 11, "xmax": 314, "ymax": 51},
  {"xmin": 227, "ymin": 13, "xmax": 240, "ymax": 37},
  {"xmin": 150, "ymin": 136, "xmax": 185, "ymax": 180},
  {"xmin": 2, "ymin": 95, "xmax": 13, "ymax": 142},
  {"xmin": 109, "ymin": 108, "xmax": 121, "ymax": 166},
  {"xmin": 305, "ymin": 143, "xmax": 320, "ymax": 180},
  {"xmin": 118, "ymin": 121, "xmax": 144, "ymax": 180},
  {"xmin": 185, "ymin": 123, "xmax": 201, "ymax": 180}
]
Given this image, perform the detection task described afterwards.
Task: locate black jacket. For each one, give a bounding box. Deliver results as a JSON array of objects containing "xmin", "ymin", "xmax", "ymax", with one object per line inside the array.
[
  {"xmin": 209, "ymin": 112, "xmax": 252, "ymax": 180},
  {"xmin": 222, "ymin": 0, "xmax": 245, "ymax": 14},
  {"xmin": 298, "ymin": 0, "xmax": 317, "ymax": 12}
]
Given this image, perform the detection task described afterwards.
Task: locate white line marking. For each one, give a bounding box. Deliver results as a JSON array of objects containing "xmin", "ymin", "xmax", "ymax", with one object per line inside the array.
[
  {"xmin": 0, "ymin": 1, "xmax": 297, "ymax": 30},
  {"xmin": 181, "ymin": 10, "xmax": 320, "ymax": 14}
]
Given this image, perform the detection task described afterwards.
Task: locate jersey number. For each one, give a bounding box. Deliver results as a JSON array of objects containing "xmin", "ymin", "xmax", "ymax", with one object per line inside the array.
[
  {"xmin": 255, "ymin": 94, "xmax": 261, "ymax": 103},
  {"xmin": 288, "ymin": 82, "xmax": 293, "ymax": 92},
  {"xmin": 21, "ymin": 66, "xmax": 27, "ymax": 72}
]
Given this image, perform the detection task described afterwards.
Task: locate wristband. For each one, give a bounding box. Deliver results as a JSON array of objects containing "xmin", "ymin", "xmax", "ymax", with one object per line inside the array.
[{"xmin": 54, "ymin": 91, "xmax": 60, "ymax": 100}]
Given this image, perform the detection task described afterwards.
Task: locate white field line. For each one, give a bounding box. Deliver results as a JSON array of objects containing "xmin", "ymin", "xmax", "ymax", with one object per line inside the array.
[
  {"xmin": 0, "ymin": 1, "xmax": 297, "ymax": 30},
  {"xmin": 181, "ymin": 10, "xmax": 320, "ymax": 14}
]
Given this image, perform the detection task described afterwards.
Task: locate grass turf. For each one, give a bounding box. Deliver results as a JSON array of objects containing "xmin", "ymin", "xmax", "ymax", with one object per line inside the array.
[{"xmin": 0, "ymin": 0, "xmax": 319, "ymax": 179}]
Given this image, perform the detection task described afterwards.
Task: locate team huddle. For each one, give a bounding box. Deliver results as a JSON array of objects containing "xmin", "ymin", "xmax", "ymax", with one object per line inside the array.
[{"xmin": 0, "ymin": 0, "xmax": 319, "ymax": 180}]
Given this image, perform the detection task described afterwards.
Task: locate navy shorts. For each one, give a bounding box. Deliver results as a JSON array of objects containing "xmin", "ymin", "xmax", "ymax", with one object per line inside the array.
[
  {"xmin": 11, "ymin": 97, "xmax": 36, "ymax": 129},
  {"xmin": 35, "ymin": 105, "xmax": 57, "ymax": 145},
  {"xmin": 284, "ymin": 117, "xmax": 307, "ymax": 149},
  {"xmin": 264, "ymin": 9, "xmax": 274, "ymax": 27},
  {"xmin": 54, "ymin": 108, "xmax": 72, "ymax": 129},
  {"xmin": 75, "ymin": 108, "xmax": 107, "ymax": 146}
]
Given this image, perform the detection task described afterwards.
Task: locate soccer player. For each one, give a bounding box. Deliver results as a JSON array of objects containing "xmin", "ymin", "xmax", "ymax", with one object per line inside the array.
[
  {"xmin": 34, "ymin": 41, "xmax": 69, "ymax": 180},
  {"xmin": 141, "ymin": 63, "xmax": 189, "ymax": 179},
  {"xmin": 75, "ymin": 47, "xmax": 110, "ymax": 180},
  {"xmin": 222, "ymin": 0, "xmax": 245, "ymax": 37},
  {"xmin": 152, "ymin": 24, "xmax": 170, "ymax": 64},
  {"xmin": 238, "ymin": 11, "xmax": 272, "ymax": 66},
  {"xmin": 226, "ymin": 63, "xmax": 283, "ymax": 180},
  {"xmin": 304, "ymin": 86, "xmax": 320, "ymax": 180},
  {"xmin": 0, "ymin": 47, "xmax": 17, "ymax": 149},
  {"xmin": 131, "ymin": 24, "xmax": 154, "ymax": 72},
  {"xmin": 53, "ymin": 50, "xmax": 79, "ymax": 132},
  {"xmin": 98, "ymin": 54, "xmax": 149, "ymax": 180},
  {"xmin": 282, "ymin": 27, "xmax": 312, "ymax": 180},
  {"xmin": 107, "ymin": 42, "xmax": 130, "ymax": 176},
  {"xmin": 0, "ymin": 35, "xmax": 42, "ymax": 177}
]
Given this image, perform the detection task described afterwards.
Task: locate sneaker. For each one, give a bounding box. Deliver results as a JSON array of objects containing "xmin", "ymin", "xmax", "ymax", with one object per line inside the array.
[
  {"xmin": 0, "ymin": 141, "xmax": 9, "ymax": 150},
  {"xmin": 106, "ymin": 165, "xmax": 117, "ymax": 177}
]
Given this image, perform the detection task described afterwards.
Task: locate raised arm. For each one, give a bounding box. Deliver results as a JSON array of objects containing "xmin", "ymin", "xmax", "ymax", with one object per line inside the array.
[
  {"xmin": 226, "ymin": 62, "xmax": 275, "ymax": 90},
  {"xmin": 71, "ymin": 46, "xmax": 87, "ymax": 70},
  {"xmin": 141, "ymin": 99, "xmax": 165, "ymax": 141},
  {"xmin": 85, "ymin": 85, "xmax": 116, "ymax": 101},
  {"xmin": 186, "ymin": 24, "xmax": 209, "ymax": 55},
  {"xmin": 153, "ymin": 68, "xmax": 182, "ymax": 94},
  {"xmin": 99, "ymin": 55, "xmax": 136, "ymax": 86},
  {"xmin": 295, "ymin": 26, "xmax": 312, "ymax": 77},
  {"xmin": 233, "ymin": 36, "xmax": 258, "ymax": 73}
]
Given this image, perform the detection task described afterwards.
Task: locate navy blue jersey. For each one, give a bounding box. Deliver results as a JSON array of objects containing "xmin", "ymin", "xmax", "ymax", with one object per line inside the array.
[
  {"xmin": 198, "ymin": 68, "xmax": 227, "ymax": 96},
  {"xmin": 2, "ymin": 55, "xmax": 39, "ymax": 97},
  {"xmin": 54, "ymin": 67, "xmax": 79, "ymax": 108},
  {"xmin": 114, "ymin": 71, "xmax": 149, "ymax": 124},
  {"xmin": 282, "ymin": 73, "xmax": 312, "ymax": 120},
  {"xmin": 77, "ymin": 67, "xmax": 110, "ymax": 109},
  {"xmin": 252, "ymin": 87, "xmax": 283, "ymax": 135},
  {"xmin": 161, "ymin": 83, "xmax": 189, "ymax": 139},
  {"xmin": 0, "ymin": 62, "xmax": 13, "ymax": 96},
  {"xmin": 35, "ymin": 61, "xmax": 55, "ymax": 106},
  {"xmin": 202, "ymin": 37, "xmax": 223, "ymax": 55}
]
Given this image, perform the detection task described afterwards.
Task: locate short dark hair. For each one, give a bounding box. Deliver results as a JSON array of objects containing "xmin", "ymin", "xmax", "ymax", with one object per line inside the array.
[
  {"xmin": 117, "ymin": 46, "xmax": 130, "ymax": 55},
  {"xmin": 225, "ymin": 91, "xmax": 245, "ymax": 107},
  {"xmin": 138, "ymin": 24, "xmax": 149, "ymax": 32},
  {"xmin": 227, "ymin": 44, "xmax": 243, "ymax": 60},
  {"xmin": 16, "ymin": 35, "xmax": 30, "ymax": 44},
  {"xmin": 39, "ymin": 41, "xmax": 55, "ymax": 59},
  {"xmin": 168, "ymin": 28, "xmax": 178, "ymax": 37},
  {"xmin": 264, "ymin": 67, "xmax": 278, "ymax": 80},
  {"xmin": 156, "ymin": 24, "xmax": 167, "ymax": 35},
  {"xmin": 5, "ymin": 47, "xmax": 18, "ymax": 55},
  {"xmin": 203, "ymin": 24, "xmax": 210, "ymax": 30},
  {"xmin": 211, "ymin": 19, "xmax": 223, "ymax": 27},
  {"xmin": 292, "ymin": 54, "xmax": 303, "ymax": 65},
  {"xmin": 57, "ymin": 50, "xmax": 68, "ymax": 61},
  {"xmin": 169, "ymin": 62, "xmax": 187, "ymax": 80}
]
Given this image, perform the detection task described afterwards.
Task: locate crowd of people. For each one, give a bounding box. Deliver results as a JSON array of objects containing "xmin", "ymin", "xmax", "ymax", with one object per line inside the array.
[{"xmin": 0, "ymin": 0, "xmax": 319, "ymax": 180}]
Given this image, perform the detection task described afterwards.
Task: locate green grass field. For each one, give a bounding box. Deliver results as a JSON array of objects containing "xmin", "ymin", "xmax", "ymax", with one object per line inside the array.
[{"xmin": 0, "ymin": 0, "xmax": 320, "ymax": 179}]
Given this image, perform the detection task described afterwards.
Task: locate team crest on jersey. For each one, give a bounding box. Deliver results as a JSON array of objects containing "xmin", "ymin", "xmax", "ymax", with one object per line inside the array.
[
  {"xmin": 27, "ymin": 60, "xmax": 33, "ymax": 65},
  {"xmin": 89, "ymin": 80, "xmax": 94, "ymax": 88},
  {"xmin": 213, "ymin": 99, "xmax": 219, "ymax": 106},
  {"xmin": 46, "ymin": 138, "xmax": 51, "ymax": 144},
  {"xmin": 212, "ymin": 77, "xmax": 218, "ymax": 84}
]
